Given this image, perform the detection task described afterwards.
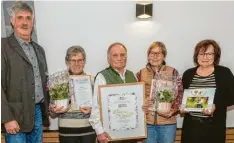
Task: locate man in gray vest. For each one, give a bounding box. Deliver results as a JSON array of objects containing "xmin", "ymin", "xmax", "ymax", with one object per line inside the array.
[
  {"xmin": 89, "ymin": 43, "xmax": 138, "ymax": 143},
  {"xmin": 1, "ymin": 2, "xmax": 49, "ymax": 143}
]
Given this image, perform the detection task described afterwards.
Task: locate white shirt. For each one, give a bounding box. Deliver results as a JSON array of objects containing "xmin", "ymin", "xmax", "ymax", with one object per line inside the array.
[{"xmin": 89, "ymin": 69, "xmax": 127, "ymax": 135}]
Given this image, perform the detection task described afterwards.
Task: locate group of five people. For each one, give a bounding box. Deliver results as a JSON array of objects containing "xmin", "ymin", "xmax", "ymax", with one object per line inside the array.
[{"xmin": 2, "ymin": 1, "xmax": 234, "ymax": 143}]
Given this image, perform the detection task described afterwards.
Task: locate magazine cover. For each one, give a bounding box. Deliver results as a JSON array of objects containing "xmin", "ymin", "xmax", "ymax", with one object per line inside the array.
[{"xmin": 181, "ymin": 88, "xmax": 216, "ymax": 112}]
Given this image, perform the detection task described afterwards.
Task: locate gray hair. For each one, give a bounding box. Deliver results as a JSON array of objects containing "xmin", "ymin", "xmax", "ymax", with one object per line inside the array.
[
  {"xmin": 10, "ymin": 1, "xmax": 34, "ymax": 17},
  {"xmin": 107, "ymin": 42, "xmax": 127, "ymax": 59},
  {"xmin": 65, "ymin": 45, "xmax": 86, "ymax": 63}
]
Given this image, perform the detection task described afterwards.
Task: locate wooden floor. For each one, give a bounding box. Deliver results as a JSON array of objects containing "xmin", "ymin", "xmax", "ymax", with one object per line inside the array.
[{"xmin": 1, "ymin": 129, "xmax": 234, "ymax": 143}]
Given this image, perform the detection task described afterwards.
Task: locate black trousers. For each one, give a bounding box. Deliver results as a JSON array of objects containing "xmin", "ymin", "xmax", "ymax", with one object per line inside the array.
[
  {"xmin": 181, "ymin": 115, "xmax": 225, "ymax": 143},
  {"xmin": 59, "ymin": 134, "xmax": 96, "ymax": 143}
]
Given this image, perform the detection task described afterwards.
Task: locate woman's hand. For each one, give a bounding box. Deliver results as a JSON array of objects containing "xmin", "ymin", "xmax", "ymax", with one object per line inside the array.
[
  {"xmin": 49, "ymin": 104, "xmax": 70, "ymax": 114},
  {"xmin": 142, "ymin": 98, "xmax": 154, "ymax": 114},
  {"xmin": 157, "ymin": 109, "xmax": 174, "ymax": 118},
  {"xmin": 79, "ymin": 106, "xmax": 91, "ymax": 115},
  {"xmin": 157, "ymin": 112, "xmax": 172, "ymax": 118},
  {"xmin": 180, "ymin": 108, "xmax": 189, "ymax": 114},
  {"xmin": 202, "ymin": 104, "xmax": 216, "ymax": 116},
  {"xmin": 142, "ymin": 103, "xmax": 149, "ymax": 114}
]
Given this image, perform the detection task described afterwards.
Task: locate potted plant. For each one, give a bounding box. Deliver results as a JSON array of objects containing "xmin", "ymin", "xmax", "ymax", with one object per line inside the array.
[
  {"xmin": 48, "ymin": 70, "xmax": 70, "ymax": 108},
  {"xmin": 49, "ymin": 83, "xmax": 69, "ymax": 108},
  {"xmin": 156, "ymin": 89, "xmax": 174, "ymax": 114}
]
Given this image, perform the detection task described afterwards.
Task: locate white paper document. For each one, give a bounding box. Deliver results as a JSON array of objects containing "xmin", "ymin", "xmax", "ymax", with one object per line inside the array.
[
  {"xmin": 108, "ymin": 92, "xmax": 138, "ymax": 131},
  {"xmin": 70, "ymin": 75, "xmax": 92, "ymax": 108}
]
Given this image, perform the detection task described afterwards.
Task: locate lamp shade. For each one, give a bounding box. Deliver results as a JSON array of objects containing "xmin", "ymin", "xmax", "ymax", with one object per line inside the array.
[{"xmin": 136, "ymin": 2, "xmax": 153, "ymax": 19}]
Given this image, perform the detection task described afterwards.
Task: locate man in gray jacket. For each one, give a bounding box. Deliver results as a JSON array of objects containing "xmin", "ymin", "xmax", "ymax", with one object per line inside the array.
[{"xmin": 1, "ymin": 2, "xmax": 50, "ymax": 143}]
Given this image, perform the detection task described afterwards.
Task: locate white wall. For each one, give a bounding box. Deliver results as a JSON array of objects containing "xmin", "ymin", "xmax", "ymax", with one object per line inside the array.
[{"xmin": 34, "ymin": 1, "xmax": 234, "ymax": 130}]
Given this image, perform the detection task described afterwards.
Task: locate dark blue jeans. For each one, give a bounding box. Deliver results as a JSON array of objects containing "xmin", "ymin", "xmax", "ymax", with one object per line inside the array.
[
  {"xmin": 5, "ymin": 104, "xmax": 43, "ymax": 143},
  {"xmin": 143, "ymin": 124, "xmax": 177, "ymax": 143}
]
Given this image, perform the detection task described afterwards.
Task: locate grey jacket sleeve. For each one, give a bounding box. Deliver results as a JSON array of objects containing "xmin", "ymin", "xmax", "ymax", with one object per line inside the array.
[{"xmin": 1, "ymin": 41, "xmax": 14, "ymax": 124}]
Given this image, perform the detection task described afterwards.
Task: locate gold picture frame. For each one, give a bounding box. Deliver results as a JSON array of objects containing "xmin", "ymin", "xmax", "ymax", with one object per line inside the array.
[{"xmin": 98, "ymin": 82, "xmax": 147, "ymax": 141}]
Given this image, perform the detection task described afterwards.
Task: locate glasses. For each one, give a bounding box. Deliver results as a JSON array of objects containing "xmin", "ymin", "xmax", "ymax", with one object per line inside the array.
[
  {"xmin": 198, "ymin": 53, "xmax": 214, "ymax": 59},
  {"xmin": 69, "ymin": 59, "xmax": 85, "ymax": 64},
  {"xmin": 149, "ymin": 52, "xmax": 162, "ymax": 57}
]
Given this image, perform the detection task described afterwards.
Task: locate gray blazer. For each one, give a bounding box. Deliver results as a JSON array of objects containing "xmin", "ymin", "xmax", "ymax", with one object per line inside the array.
[{"xmin": 1, "ymin": 33, "xmax": 50, "ymax": 132}]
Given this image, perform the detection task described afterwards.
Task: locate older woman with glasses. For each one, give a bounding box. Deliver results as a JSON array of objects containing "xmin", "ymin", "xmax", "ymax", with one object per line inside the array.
[
  {"xmin": 138, "ymin": 41, "xmax": 183, "ymax": 143},
  {"xmin": 181, "ymin": 39, "xmax": 234, "ymax": 143},
  {"xmin": 49, "ymin": 46, "xmax": 96, "ymax": 143}
]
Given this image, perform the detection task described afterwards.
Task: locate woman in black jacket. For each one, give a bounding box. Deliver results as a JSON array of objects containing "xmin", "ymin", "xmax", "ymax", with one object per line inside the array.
[{"xmin": 181, "ymin": 39, "xmax": 234, "ymax": 143}]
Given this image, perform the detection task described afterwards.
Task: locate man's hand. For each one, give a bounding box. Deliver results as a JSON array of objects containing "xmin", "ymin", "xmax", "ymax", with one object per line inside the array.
[
  {"xmin": 4, "ymin": 120, "xmax": 20, "ymax": 134},
  {"xmin": 79, "ymin": 106, "xmax": 91, "ymax": 115},
  {"xmin": 49, "ymin": 104, "xmax": 70, "ymax": 114},
  {"xmin": 97, "ymin": 132, "xmax": 109, "ymax": 143}
]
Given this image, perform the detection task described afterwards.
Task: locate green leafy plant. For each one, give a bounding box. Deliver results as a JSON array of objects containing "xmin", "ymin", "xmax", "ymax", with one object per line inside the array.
[
  {"xmin": 157, "ymin": 89, "xmax": 174, "ymax": 103},
  {"xmin": 49, "ymin": 83, "xmax": 69, "ymax": 100}
]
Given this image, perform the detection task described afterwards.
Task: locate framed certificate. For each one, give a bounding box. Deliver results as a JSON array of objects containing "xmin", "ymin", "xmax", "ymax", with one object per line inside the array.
[
  {"xmin": 98, "ymin": 82, "xmax": 147, "ymax": 141},
  {"xmin": 69, "ymin": 75, "xmax": 93, "ymax": 110},
  {"xmin": 181, "ymin": 88, "xmax": 216, "ymax": 112}
]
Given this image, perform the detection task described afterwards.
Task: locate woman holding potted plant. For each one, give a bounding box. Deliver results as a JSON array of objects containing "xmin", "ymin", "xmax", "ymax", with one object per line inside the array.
[
  {"xmin": 49, "ymin": 46, "xmax": 96, "ymax": 143},
  {"xmin": 137, "ymin": 41, "xmax": 183, "ymax": 143}
]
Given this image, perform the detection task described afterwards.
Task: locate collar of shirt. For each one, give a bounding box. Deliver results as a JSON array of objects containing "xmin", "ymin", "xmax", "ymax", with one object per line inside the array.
[
  {"xmin": 112, "ymin": 66, "xmax": 127, "ymax": 82},
  {"xmin": 14, "ymin": 33, "xmax": 32, "ymax": 47}
]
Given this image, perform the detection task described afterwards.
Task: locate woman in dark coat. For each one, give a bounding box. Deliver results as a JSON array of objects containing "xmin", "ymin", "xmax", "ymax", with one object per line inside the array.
[{"xmin": 181, "ymin": 39, "xmax": 234, "ymax": 143}]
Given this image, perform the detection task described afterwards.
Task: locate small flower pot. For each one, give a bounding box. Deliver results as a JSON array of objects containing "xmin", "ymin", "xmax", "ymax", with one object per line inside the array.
[
  {"xmin": 157, "ymin": 102, "xmax": 171, "ymax": 114},
  {"xmin": 54, "ymin": 99, "xmax": 69, "ymax": 108}
]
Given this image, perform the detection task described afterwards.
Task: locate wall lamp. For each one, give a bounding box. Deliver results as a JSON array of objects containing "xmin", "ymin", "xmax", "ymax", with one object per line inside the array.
[{"xmin": 136, "ymin": 2, "xmax": 153, "ymax": 19}]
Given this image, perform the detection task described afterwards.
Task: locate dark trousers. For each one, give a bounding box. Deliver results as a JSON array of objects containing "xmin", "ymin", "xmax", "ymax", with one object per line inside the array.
[
  {"xmin": 59, "ymin": 134, "xmax": 96, "ymax": 143},
  {"xmin": 181, "ymin": 115, "xmax": 225, "ymax": 143}
]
